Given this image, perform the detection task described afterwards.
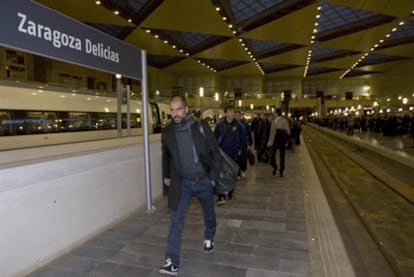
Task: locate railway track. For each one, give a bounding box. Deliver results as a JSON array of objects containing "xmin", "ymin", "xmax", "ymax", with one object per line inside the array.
[{"xmin": 302, "ymin": 124, "xmax": 414, "ymax": 277}]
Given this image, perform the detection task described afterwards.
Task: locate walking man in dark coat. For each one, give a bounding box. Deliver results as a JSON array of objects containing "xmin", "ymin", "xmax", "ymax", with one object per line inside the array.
[{"xmin": 160, "ymin": 95, "xmax": 221, "ymax": 275}]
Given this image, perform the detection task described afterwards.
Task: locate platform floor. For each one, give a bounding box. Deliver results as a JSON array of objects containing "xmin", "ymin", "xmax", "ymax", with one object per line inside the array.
[
  {"xmin": 341, "ymin": 128, "xmax": 414, "ymax": 157},
  {"xmin": 25, "ymin": 143, "xmax": 353, "ymax": 277}
]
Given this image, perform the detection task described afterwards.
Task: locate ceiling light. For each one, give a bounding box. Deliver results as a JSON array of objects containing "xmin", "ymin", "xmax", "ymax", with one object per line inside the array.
[
  {"xmin": 216, "ymin": 7, "xmax": 220, "ymax": 11},
  {"xmin": 114, "ymin": 11, "xmax": 119, "ymax": 15},
  {"xmin": 95, "ymin": 1, "xmax": 101, "ymax": 5}
]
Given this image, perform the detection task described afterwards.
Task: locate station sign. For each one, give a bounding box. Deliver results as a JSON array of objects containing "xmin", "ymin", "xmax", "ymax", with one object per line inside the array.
[{"xmin": 0, "ymin": 0, "xmax": 142, "ymax": 79}]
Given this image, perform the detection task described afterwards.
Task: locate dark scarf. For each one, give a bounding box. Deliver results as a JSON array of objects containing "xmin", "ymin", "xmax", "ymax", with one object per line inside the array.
[{"xmin": 174, "ymin": 113, "xmax": 194, "ymax": 131}]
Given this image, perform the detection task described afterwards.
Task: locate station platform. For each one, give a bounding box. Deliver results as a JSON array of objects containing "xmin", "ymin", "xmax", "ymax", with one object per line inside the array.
[
  {"xmin": 348, "ymin": 129, "xmax": 414, "ymax": 157},
  {"xmin": 316, "ymin": 126, "xmax": 414, "ymax": 167},
  {"xmin": 24, "ymin": 140, "xmax": 355, "ymax": 277}
]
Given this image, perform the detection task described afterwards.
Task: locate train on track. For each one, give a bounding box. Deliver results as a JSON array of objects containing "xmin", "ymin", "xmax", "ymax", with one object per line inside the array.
[{"xmin": 0, "ymin": 83, "xmax": 171, "ymax": 150}]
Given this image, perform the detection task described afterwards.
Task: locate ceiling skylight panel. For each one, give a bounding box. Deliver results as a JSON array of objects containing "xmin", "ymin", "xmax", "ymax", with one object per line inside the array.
[
  {"xmin": 248, "ymin": 39, "xmax": 284, "ymax": 53},
  {"xmin": 174, "ymin": 32, "xmax": 213, "ymax": 49},
  {"xmin": 126, "ymin": 0, "xmax": 148, "ymax": 12},
  {"xmin": 318, "ymin": 1, "xmax": 379, "ymax": 33}
]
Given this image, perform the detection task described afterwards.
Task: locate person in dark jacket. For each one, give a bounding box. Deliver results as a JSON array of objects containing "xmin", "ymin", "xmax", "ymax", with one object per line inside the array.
[
  {"xmin": 160, "ymin": 95, "xmax": 221, "ymax": 275},
  {"xmin": 235, "ymin": 110, "xmax": 252, "ymax": 176},
  {"xmin": 251, "ymin": 112, "xmax": 264, "ymax": 150},
  {"xmin": 214, "ymin": 105, "xmax": 246, "ymax": 205}
]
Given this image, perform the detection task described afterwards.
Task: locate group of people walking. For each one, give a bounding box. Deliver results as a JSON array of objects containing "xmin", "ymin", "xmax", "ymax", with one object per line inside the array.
[{"xmin": 159, "ymin": 95, "xmax": 297, "ymax": 275}]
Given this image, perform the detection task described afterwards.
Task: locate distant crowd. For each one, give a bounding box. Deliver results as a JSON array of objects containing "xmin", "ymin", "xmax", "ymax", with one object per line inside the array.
[{"xmin": 313, "ymin": 114, "xmax": 414, "ymax": 137}]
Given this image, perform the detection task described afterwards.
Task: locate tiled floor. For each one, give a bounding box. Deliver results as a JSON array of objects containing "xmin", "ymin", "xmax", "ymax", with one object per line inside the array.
[{"xmin": 26, "ymin": 145, "xmax": 329, "ymax": 277}]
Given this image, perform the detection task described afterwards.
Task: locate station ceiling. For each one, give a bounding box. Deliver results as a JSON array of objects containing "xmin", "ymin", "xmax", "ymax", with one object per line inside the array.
[{"xmin": 36, "ymin": 0, "xmax": 414, "ymax": 81}]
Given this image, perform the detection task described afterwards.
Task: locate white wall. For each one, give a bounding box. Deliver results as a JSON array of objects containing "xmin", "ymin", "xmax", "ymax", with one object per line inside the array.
[{"xmin": 0, "ymin": 136, "xmax": 163, "ymax": 277}]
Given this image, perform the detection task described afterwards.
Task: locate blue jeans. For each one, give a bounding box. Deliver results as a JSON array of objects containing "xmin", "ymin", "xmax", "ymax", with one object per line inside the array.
[{"xmin": 165, "ymin": 177, "xmax": 216, "ymax": 267}]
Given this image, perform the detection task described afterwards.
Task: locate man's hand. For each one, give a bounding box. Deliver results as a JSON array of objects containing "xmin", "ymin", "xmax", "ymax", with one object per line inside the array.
[
  {"xmin": 164, "ymin": 178, "xmax": 171, "ymax": 186},
  {"xmin": 211, "ymin": 180, "xmax": 216, "ymax": 187}
]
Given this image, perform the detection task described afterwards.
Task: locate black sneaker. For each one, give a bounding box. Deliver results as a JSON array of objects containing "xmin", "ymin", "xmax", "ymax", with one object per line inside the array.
[
  {"xmin": 160, "ymin": 258, "xmax": 178, "ymax": 275},
  {"xmin": 217, "ymin": 197, "xmax": 226, "ymax": 206},
  {"xmin": 203, "ymin": 239, "xmax": 214, "ymax": 253}
]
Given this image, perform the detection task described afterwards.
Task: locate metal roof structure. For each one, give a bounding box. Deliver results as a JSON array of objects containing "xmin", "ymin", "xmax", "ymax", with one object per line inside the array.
[{"xmin": 36, "ymin": 0, "xmax": 414, "ymax": 81}]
